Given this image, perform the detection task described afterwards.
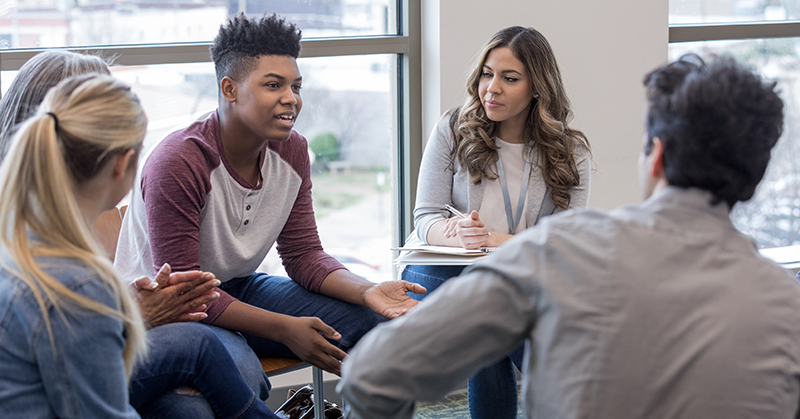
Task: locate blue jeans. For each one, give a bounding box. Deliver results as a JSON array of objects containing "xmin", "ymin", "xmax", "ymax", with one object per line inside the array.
[
  {"xmin": 221, "ymin": 273, "xmax": 386, "ymax": 356},
  {"xmin": 403, "ymin": 264, "xmax": 467, "ymax": 302},
  {"xmin": 467, "ymin": 347, "xmax": 524, "ymax": 419},
  {"xmin": 402, "ymin": 265, "xmax": 524, "ymax": 419},
  {"xmin": 130, "ymin": 323, "xmax": 278, "ymax": 419}
]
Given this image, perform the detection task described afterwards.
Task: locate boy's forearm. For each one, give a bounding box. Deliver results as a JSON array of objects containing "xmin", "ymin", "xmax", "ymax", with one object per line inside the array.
[
  {"xmin": 210, "ymin": 300, "xmax": 295, "ymax": 342},
  {"xmin": 317, "ymin": 269, "xmax": 372, "ymax": 306}
]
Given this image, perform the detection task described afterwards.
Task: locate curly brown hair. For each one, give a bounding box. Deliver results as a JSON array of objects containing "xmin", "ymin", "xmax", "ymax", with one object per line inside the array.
[
  {"xmin": 451, "ymin": 26, "xmax": 590, "ymax": 210},
  {"xmin": 644, "ymin": 54, "xmax": 783, "ymax": 208}
]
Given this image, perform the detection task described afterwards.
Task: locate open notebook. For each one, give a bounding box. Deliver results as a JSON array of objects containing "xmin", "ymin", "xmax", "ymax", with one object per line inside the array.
[{"xmin": 392, "ymin": 245, "xmax": 497, "ymax": 266}]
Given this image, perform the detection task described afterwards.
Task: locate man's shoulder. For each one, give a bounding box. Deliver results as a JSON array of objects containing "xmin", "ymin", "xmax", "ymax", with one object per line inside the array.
[
  {"xmin": 536, "ymin": 206, "xmax": 625, "ymax": 235},
  {"xmin": 503, "ymin": 204, "xmax": 655, "ymax": 264},
  {"xmin": 158, "ymin": 112, "xmax": 218, "ymax": 158},
  {"xmin": 484, "ymin": 207, "xmax": 618, "ymax": 265},
  {"xmin": 542, "ymin": 200, "xmax": 686, "ymax": 233},
  {"xmin": 143, "ymin": 114, "xmax": 220, "ymax": 177}
]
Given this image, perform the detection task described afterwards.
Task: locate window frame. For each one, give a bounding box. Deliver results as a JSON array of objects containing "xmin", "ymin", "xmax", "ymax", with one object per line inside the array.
[
  {"xmin": 669, "ymin": 15, "xmax": 800, "ymax": 257},
  {"xmin": 670, "ymin": 21, "xmax": 800, "ymax": 42},
  {"xmin": 0, "ymin": 0, "xmax": 423, "ymax": 249}
]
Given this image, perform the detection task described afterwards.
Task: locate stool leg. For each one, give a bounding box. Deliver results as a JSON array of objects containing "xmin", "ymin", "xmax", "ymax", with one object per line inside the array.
[{"xmin": 312, "ymin": 366, "xmax": 324, "ymax": 419}]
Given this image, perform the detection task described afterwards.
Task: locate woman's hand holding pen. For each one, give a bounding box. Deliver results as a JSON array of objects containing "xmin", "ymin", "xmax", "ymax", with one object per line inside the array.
[{"xmin": 443, "ymin": 210, "xmax": 492, "ymax": 250}]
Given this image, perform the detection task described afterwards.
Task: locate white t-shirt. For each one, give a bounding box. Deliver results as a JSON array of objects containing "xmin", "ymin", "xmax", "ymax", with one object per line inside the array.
[{"xmin": 478, "ymin": 138, "xmax": 529, "ymax": 235}]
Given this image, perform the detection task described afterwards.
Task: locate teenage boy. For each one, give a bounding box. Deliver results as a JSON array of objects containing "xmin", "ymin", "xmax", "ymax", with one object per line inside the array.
[
  {"xmin": 116, "ymin": 13, "xmax": 424, "ymax": 376},
  {"xmin": 339, "ymin": 55, "xmax": 800, "ymax": 419}
]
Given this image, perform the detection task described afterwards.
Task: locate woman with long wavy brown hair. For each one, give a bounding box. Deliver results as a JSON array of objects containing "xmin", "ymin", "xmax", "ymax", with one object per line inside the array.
[{"xmin": 402, "ymin": 26, "xmax": 591, "ymax": 419}]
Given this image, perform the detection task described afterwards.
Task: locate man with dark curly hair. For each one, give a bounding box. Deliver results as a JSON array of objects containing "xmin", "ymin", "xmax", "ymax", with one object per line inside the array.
[
  {"xmin": 115, "ymin": 11, "xmax": 425, "ymax": 411},
  {"xmin": 340, "ymin": 55, "xmax": 800, "ymax": 419}
]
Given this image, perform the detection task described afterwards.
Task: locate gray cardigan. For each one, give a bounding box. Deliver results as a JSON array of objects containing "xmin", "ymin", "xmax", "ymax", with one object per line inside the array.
[{"xmin": 410, "ymin": 115, "xmax": 591, "ymax": 245}]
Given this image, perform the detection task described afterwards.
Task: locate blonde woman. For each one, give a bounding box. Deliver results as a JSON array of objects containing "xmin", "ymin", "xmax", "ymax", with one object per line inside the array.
[
  {"xmin": 403, "ymin": 26, "xmax": 591, "ymax": 418},
  {"xmin": 0, "ymin": 74, "xmax": 147, "ymax": 417}
]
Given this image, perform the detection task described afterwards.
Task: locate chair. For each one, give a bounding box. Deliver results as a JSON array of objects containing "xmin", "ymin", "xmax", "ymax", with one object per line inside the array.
[{"xmin": 94, "ymin": 206, "xmax": 325, "ymax": 419}]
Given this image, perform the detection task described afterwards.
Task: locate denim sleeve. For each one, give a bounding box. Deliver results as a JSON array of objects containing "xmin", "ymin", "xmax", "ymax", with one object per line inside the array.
[{"xmin": 34, "ymin": 277, "xmax": 140, "ymax": 419}]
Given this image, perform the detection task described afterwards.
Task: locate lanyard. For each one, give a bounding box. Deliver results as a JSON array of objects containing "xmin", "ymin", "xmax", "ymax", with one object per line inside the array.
[{"xmin": 496, "ymin": 156, "xmax": 531, "ymax": 234}]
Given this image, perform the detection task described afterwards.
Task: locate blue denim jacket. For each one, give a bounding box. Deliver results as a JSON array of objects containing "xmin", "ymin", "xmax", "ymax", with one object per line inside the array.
[{"xmin": 0, "ymin": 252, "xmax": 140, "ymax": 418}]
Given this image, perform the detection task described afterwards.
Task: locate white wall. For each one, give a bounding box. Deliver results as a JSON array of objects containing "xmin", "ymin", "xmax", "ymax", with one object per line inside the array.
[
  {"xmin": 273, "ymin": 0, "xmax": 671, "ymax": 392},
  {"xmin": 422, "ymin": 0, "xmax": 669, "ymax": 210}
]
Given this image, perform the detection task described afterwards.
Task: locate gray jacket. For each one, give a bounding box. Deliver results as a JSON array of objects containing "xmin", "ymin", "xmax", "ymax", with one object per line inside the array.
[
  {"xmin": 341, "ymin": 187, "xmax": 800, "ymax": 419},
  {"xmin": 411, "ymin": 115, "xmax": 591, "ymax": 244}
]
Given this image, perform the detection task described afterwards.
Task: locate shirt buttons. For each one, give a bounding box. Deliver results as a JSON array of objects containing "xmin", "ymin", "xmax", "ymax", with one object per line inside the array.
[
  {"xmin": 246, "ymin": 205, "xmax": 251, "ymax": 211},
  {"xmin": 244, "ymin": 220, "xmax": 250, "ymax": 225}
]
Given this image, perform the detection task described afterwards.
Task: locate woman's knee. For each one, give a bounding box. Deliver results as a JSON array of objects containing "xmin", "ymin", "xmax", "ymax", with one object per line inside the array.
[{"xmin": 402, "ymin": 265, "xmax": 466, "ymax": 299}]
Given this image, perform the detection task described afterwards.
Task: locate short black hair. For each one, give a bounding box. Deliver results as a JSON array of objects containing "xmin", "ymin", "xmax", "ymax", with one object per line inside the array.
[
  {"xmin": 210, "ymin": 13, "xmax": 302, "ymax": 85},
  {"xmin": 644, "ymin": 54, "xmax": 784, "ymax": 208}
]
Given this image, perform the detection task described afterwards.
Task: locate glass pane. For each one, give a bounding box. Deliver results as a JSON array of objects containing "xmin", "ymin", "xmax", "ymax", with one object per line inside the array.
[
  {"xmin": 269, "ymin": 54, "xmax": 397, "ymax": 283},
  {"xmin": 669, "ymin": 38, "xmax": 800, "ymax": 248},
  {"xmin": 0, "ymin": 0, "xmax": 397, "ymax": 49},
  {"xmin": 670, "ymin": 0, "xmax": 800, "ymax": 24},
  {"xmin": 1, "ymin": 53, "xmax": 397, "ymax": 281}
]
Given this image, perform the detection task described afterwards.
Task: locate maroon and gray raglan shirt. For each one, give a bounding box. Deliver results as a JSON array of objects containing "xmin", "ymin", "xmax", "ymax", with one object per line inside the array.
[{"xmin": 115, "ymin": 111, "xmax": 344, "ymax": 322}]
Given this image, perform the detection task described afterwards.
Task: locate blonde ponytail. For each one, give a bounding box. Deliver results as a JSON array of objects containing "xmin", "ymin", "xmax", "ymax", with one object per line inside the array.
[{"xmin": 0, "ymin": 74, "xmax": 147, "ymax": 376}]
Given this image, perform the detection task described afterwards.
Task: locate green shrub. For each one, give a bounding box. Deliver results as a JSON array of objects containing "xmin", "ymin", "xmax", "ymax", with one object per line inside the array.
[{"xmin": 310, "ymin": 132, "xmax": 340, "ymax": 163}]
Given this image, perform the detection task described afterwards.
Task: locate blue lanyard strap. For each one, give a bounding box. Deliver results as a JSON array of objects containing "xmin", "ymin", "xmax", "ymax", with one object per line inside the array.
[{"xmin": 496, "ymin": 156, "xmax": 532, "ymax": 234}]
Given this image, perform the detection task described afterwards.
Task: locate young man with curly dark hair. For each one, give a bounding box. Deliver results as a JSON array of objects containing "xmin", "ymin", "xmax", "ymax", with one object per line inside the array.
[
  {"xmin": 116, "ymin": 11, "xmax": 424, "ymax": 402},
  {"xmin": 340, "ymin": 54, "xmax": 800, "ymax": 419}
]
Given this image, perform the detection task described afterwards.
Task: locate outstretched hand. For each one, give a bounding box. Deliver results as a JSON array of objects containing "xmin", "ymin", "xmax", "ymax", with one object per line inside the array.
[
  {"xmin": 363, "ymin": 280, "xmax": 426, "ymax": 319},
  {"xmin": 131, "ymin": 263, "xmax": 220, "ymax": 328}
]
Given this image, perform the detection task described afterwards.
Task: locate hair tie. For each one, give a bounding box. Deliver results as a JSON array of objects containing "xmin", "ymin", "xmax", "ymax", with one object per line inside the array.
[{"xmin": 46, "ymin": 112, "xmax": 59, "ymax": 131}]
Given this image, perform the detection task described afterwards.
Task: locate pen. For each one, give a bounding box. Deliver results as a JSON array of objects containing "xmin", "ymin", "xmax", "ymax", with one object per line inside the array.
[{"xmin": 445, "ymin": 204, "xmax": 467, "ymax": 219}]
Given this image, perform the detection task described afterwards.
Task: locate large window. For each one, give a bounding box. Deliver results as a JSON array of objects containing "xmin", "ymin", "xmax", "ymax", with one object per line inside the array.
[
  {"xmin": 261, "ymin": 54, "xmax": 396, "ymax": 281},
  {"xmin": 0, "ymin": 0, "xmax": 421, "ymax": 282},
  {"xmin": 670, "ymin": 0, "xmax": 800, "ymax": 24},
  {"xmin": 669, "ymin": 1, "xmax": 800, "ymax": 249},
  {"xmin": 0, "ymin": 0, "xmax": 395, "ymax": 49}
]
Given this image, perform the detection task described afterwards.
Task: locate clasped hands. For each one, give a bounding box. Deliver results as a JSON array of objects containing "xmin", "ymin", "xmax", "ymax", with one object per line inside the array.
[
  {"xmin": 130, "ymin": 263, "xmax": 220, "ymax": 328},
  {"xmin": 443, "ymin": 210, "xmax": 493, "ymax": 249}
]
